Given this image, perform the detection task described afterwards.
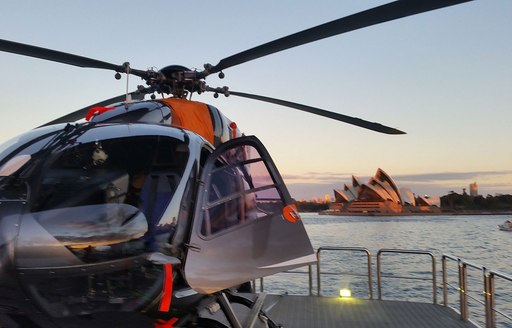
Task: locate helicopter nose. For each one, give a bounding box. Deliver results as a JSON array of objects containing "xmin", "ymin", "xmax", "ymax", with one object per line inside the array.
[{"xmin": 0, "ymin": 213, "xmax": 38, "ymax": 315}]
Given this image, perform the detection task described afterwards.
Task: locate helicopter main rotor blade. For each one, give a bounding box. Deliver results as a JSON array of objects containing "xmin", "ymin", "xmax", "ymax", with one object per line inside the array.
[
  {"xmin": 39, "ymin": 91, "xmax": 145, "ymax": 127},
  {"xmin": 0, "ymin": 39, "xmax": 127, "ymax": 72},
  {"xmin": 227, "ymin": 90, "xmax": 405, "ymax": 135},
  {"xmin": 208, "ymin": 0, "xmax": 473, "ymax": 74}
]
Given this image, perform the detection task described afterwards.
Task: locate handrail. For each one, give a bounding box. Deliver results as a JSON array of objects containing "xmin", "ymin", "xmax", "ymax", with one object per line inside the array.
[
  {"xmin": 488, "ymin": 271, "xmax": 512, "ymax": 323},
  {"xmin": 254, "ymin": 246, "xmax": 511, "ymax": 328},
  {"xmin": 255, "ymin": 265, "xmax": 313, "ymax": 295},
  {"xmin": 442, "ymin": 254, "xmax": 512, "ymax": 328},
  {"xmin": 316, "ymin": 246, "xmax": 372, "ymax": 299},
  {"xmin": 442, "ymin": 255, "xmax": 482, "ymax": 323},
  {"xmin": 376, "ymin": 249, "xmax": 437, "ymax": 304}
]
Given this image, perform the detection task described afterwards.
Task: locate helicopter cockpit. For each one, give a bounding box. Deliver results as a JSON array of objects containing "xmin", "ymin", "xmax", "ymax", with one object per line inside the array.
[
  {"xmin": 0, "ymin": 122, "xmax": 196, "ymax": 316},
  {"xmin": 1, "ymin": 123, "xmax": 189, "ymax": 249}
]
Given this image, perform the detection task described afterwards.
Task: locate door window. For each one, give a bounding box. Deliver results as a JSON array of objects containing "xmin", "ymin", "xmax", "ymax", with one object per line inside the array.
[{"xmin": 199, "ymin": 138, "xmax": 289, "ymax": 237}]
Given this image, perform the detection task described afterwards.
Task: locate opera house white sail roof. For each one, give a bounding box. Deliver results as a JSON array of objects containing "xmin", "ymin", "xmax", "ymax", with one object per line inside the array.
[
  {"xmin": 332, "ymin": 168, "xmax": 440, "ymax": 214},
  {"xmin": 334, "ymin": 168, "xmax": 404, "ymax": 204}
]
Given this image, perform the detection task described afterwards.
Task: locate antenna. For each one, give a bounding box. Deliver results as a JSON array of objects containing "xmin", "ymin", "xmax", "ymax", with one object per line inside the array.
[{"xmin": 123, "ymin": 62, "xmax": 132, "ymax": 104}]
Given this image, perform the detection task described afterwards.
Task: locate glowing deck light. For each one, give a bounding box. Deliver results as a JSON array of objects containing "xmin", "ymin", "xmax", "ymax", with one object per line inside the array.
[{"xmin": 339, "ymin": 288, "xmax": 352, "ymax": 298}]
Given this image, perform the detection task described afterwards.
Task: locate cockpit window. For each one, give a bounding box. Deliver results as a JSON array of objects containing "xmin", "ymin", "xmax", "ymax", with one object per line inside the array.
[
  {"xmin": 201, "ymin": 144, "xmax": 284, "ymax": 236},
  {"xmin": 0, "ymin": 126, "xmax": 64, "ymax": 201},
  {"xmin": 0, "ymin": 154, "xmax": 31, "ymax": 177},
  {"xmin": 30, "ymin": 136, "xmax": 189, "ymax": 231},
  {"xmin": 0, "ymin": 125, "xmax": 64, "ymax": 168}
]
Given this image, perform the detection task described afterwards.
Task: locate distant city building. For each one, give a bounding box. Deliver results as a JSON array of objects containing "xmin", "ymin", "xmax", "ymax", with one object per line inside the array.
[
  {"xmin": 470, "ymin": 182, "xmax": 478, "ymax": 197},
  {"xmin": 328, "ymin": 168, "xmax": 440, "ymax": 215}
]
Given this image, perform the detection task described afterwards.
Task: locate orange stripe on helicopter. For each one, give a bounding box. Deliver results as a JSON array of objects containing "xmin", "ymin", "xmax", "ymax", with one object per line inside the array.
[
  {"xmin": 159, "ymin": 263, "xmax": 173, "ymax": 312},
  {"xmin": 162, "ymin": 98, "xmax": 214, "ymax": 145}
]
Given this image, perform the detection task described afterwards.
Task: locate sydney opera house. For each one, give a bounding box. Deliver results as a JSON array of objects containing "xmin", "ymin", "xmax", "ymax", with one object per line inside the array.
[{"xmin": 329, "ymin": 168, "xmax": 441, "ymax": 215}]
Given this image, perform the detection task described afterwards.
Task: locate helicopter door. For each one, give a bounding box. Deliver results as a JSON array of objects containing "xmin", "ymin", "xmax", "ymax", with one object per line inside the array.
[{"xmin": 184, "ymin": 136, "xmax": 315, "ymax": 294}]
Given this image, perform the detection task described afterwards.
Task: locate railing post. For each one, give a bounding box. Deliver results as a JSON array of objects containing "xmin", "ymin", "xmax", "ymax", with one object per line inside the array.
[
  {"xmin": 431, "ymin": 255, "xmax": 437, "ymax": 305},
  {"xmin": 316, "ymin": 250, "xmax": 322, "ymax": 297},
  {"xmin": 484, "ymin": 270, "xmax": 496, "ymax": 328},
  {"xmin": 458, "ymin": 260, "xmax": 468, "ymax": 321},
  {"xmin": 442, "ymin": 255, "xmax": 448, "ymax": 306},
  {"xmin": 308, "ymin": 264, "xmax": 313, "ymax": 296},
  {"xmin": 489, "ymin": 272, "xmax": 496, "ymax": 328},
  {"xmin": 484, "ymin": 268, "xmax": 490, "ymax": 328},
  {"xmin": 367, "ymin": 252, "xmax": 373, "ymax": 300},
  {"xmin": 377, "ymin": 251, "xmax": 382, "ymax": 300}
]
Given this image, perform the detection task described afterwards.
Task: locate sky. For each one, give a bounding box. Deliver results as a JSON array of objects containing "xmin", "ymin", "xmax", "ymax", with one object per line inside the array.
[{"xmin": 1, "ymin": 0, "xmax": 511, "ymax": 201}]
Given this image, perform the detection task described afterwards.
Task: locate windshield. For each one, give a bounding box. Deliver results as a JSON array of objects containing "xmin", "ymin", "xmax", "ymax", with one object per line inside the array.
[
  {"xmin": 0, "ymin": 124, "xmax": 66, "ymax": 166},
  {"xmin": 29, "ymin": 135, "xmax": 189, "ymax": 217},
  {"xmin": 0, "ymin": 127, "xmax": 61, "ymax": 201},
  {"xmin": 4, "ymin": 125, "xmax": 193, "ymax": 271},
  {"xmin": 1, "ymin": 123, "xmax": 192, "ymax": 237}
]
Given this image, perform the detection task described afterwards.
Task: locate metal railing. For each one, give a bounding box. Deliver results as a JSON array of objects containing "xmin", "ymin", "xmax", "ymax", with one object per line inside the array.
[
  {"xmin": 443, "ymin": 254, "xmax": 512, "ymax": 328},
  {"xmin": 316, "ymin": 246, "xmax": 373, "ymax": 299},
  {"xmin": 377, "ymin": 249, "xmax": 437, "ymax": 304},
  {"xmin": 255, "ymin": 247, "xmax": 511, "ymax": 328},
  {"xmin": 254, "ymin": 265, "xmax": 313, "ymax": 295}
]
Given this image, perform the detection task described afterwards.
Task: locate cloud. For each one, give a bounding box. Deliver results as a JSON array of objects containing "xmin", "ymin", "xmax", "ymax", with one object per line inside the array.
[
  {"xmin": 286, "ymin": 182, "xmax": 339, "ymax": 201},
  {"xmin": 282, "ymin": 172, "xmax": 362, "ymax": 183},
  {"xmin": 394, "ymin": 170, "xmax": 512, "ymax": 194},
  {"xmin": 284, "ymin": 170, "xmax": 512, "ymax": 200},
  {"xmin": 394, "ymin": 170, "xmax": 512, "ymax": 183}
]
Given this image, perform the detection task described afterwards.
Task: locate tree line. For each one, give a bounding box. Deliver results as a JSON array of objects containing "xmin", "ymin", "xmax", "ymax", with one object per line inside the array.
[{"xmin": 441, "ymin": 192, "xmax": 512, "ymax": 211}]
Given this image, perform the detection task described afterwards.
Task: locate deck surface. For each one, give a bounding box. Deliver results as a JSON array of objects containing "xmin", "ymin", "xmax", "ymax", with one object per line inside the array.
[
  {"xmin": 0, "ymin": 295, "xmax": 479, "ymax": 327},
  {"xmin": 264, "ymin": 295, "xmax": 478, "ymax": 328}
]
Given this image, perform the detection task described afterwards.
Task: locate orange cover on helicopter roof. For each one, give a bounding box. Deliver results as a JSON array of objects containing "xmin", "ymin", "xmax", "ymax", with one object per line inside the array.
[{"xmin": 162, "ymin": 98, "xmax": 214, "ymax": 144}]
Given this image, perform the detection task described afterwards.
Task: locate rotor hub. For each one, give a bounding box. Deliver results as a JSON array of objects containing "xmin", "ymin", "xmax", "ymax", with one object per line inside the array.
[{"xmin": 139, "ymin": 65, "xmax": 203, "ymax": 98}]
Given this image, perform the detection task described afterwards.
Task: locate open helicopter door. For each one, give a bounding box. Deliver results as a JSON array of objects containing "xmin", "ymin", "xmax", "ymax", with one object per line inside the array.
[{"xmin": 184, "ymin": 136, "xmax": 316, "ymax": 294}]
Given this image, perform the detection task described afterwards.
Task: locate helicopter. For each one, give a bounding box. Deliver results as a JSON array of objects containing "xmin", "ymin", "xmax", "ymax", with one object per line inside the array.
[{"xmin": 0, "ymin": 0, "xmax": 474, "ymax": 327}]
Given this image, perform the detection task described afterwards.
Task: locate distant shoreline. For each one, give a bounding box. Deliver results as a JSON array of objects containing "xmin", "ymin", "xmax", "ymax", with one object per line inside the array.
[{"xmin": 318, "ymin": 210, "xmax": 512, "ymax": 217}]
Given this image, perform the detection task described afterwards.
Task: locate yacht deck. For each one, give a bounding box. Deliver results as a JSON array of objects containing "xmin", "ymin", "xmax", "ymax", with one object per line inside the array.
[
  {"xmin": 264, "ymin": 294, "xmax": 477, "ymax": 328},
  {"xmin": 0, "ymin": 295, "xmax": 480, "ymax": 327}
]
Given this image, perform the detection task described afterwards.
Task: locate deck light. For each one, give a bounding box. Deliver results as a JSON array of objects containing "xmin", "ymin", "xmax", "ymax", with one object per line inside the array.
[{"xmin": 339, "ymin": 288, "xmax": 352, "ymax": 298}]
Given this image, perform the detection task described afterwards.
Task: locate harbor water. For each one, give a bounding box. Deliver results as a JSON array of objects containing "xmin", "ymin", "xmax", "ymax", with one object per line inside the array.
[{"xmin": 261, "ymin": 213, "xmax": 512, "ymax": 328}]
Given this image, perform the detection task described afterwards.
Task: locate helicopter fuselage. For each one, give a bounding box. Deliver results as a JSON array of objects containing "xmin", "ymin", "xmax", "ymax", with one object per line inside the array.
[{"xmin": 0, "ymin": 99, "xmax": 315, "ymax": 322}]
